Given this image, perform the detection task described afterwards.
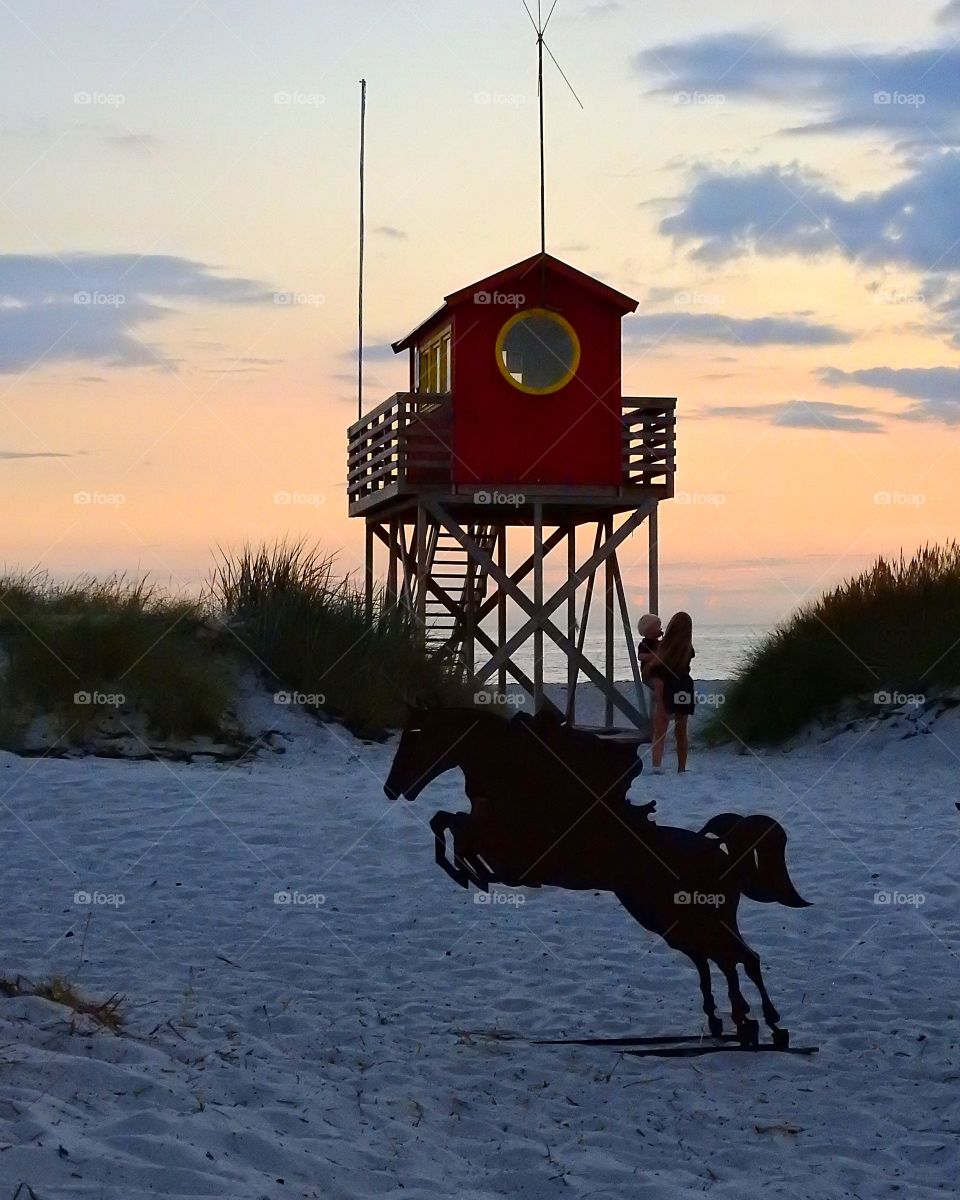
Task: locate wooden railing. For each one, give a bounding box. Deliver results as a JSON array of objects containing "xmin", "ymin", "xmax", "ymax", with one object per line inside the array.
[
  {"xmin": 347, "ymin": 392, "xmax": 676, "ymax": 510},
  {"xmin": 622, "ymin": 397, "xmax": 676, "ymax": 494},
  {"xmin": 347, "ymin": 392, "xmax": 453, "ymax": 510}
]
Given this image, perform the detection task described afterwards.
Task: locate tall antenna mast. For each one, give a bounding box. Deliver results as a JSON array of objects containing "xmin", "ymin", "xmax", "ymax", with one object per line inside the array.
[
  {"xmin": 521, "ymin": 0, "xmax": 583, "ymax": 255},
  {"xmin": 357, "ymin": 78, "xmax": 367, "ymax": 422}
]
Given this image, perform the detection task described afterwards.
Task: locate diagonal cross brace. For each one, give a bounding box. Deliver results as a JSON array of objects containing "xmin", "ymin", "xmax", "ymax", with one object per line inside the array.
[{"xmin": 421, "ymin": 497, "xmax": 653, "ymax": 728}]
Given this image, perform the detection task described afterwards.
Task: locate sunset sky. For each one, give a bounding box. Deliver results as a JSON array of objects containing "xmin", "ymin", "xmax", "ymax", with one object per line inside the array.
[{"xmin": 2, "ymin": 0, "xmax": 958, "ymax": 624}]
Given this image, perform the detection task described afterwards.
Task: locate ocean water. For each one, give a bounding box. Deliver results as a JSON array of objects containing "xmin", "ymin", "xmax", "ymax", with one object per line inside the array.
[{"xmin": 506, "ymin": 623, "xmax": 769, "ymax": 684}]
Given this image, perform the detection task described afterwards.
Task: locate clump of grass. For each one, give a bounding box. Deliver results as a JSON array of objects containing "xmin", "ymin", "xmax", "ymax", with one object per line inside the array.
[
  {"xmin": 708, "ymin": 543, "xmax": 960, "ymax": 746},
  {"xmin": 211, "ymin": 540, "xmax": 463, "ymax": 737},
  {"xmin": 0, "ymin": 571, "xmax": 234, "ymax": 748},
  {"xmin": 1, "ymin": 973, "xmax": 124, "ymax": 1033}
]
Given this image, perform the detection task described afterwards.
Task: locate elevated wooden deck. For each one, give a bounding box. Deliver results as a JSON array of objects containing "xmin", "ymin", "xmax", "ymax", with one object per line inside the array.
[{"xmin": 347, "ymin": 394, "xmax": 676, "ymax": 520}]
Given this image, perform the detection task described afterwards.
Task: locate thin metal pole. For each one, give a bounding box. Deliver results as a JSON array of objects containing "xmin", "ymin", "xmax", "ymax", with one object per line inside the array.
[
  {"xmin": 566, "ymin": 522, "xmax": 577, "ymax": 724},
  {"xmin": 357, "ymin": 78, "xmax": 367, "ymax": 423},
  {"xmin": 648, "ymin": 503, "xmax": 660, "ymax": 616},
  {"xmin": 537, "ymin": 6, "xmax": 545, "ymax": 253},
  {"xmin": 604, "ymin": 514, "xmax": 615, "ymax": 730},
  {"xmin": 533, "ymin": 502, "xmax": 544, "ymax": 711}
]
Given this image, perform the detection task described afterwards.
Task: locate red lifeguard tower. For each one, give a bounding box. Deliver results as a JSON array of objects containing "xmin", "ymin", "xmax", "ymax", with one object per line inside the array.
[{"xmin": 346, "ymin": 250, "xmax": 676, "ymax": 734}]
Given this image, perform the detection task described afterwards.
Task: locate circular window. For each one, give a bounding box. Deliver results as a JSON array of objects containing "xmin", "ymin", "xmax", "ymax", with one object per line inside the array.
[{"xmin": 495, "ymin": 308, "xmax": 581, "ymax": 395}]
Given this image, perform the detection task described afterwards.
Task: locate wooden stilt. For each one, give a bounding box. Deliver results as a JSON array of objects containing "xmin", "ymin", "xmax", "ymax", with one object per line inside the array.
[
  {"xmin": 566, "ymin": 522, "xmax": 577, "ymax": 724},
  {"xmin": 533, "ymin": 501, "xmax": 544, "ymax": 713},
  {"xmin": 497, "ymin": 527, "xmax": 507, "ymax": 696},
  {"xmin": 604, "ymin": 514, "xmax": 615, "ymax": 729},
  {"xmin": 649, "ymin": 502, "xmax": 660, "ymax": 616}
]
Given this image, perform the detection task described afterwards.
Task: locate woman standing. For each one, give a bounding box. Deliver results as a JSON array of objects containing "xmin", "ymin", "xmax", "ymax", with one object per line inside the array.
[{"xmin": 648, "ymin": 611, "xmax": 696, "ymax": 774}]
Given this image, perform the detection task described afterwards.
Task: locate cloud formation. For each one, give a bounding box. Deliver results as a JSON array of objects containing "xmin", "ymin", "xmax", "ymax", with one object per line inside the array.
[
  {"xmin": 0, "ymin": 253, "xmax": 275, "ymax": 374},
  {"xmin": 659, "ymin": 153, "xmax": 960, "ymax": 272},
  {"xmin": 706, "ymin": 399, "xmax": 885, "ymax": 433},
  {"xmin": 820, "ymin": 365, "xmax": 960, "ymax": 423},
  {"xmin": 626, "ymin": 310, "xmax": 850, "ymax": 347},
  {"xmin": 635, "ymin": 32, "xmax": 960, "ymax": 142}
]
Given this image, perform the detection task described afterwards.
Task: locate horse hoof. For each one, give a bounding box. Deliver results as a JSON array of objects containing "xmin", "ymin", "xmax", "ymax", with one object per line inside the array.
[
  {"xmin": 772, "ymin": 1027, "xmax": 790, "ymax": 1049},
  {"xmin": 737, "ymin": 1019, "xmax": 760, "ymax": 1048},
  {"xmin": 708, "ymin": 1017, "xmax": 724, "ymax": 1039}
]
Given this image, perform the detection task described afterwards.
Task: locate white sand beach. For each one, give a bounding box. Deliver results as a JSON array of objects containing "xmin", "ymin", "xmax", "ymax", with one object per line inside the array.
[{"xmin": 1, "ymin": 685, "xmax": 959, "ymax": 1199}]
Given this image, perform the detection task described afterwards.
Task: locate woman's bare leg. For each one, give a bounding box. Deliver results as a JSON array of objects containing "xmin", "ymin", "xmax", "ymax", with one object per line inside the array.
[
  {"xmin": 676, "ymin": 715, "xmax": 689, "ymax": 772},
  {"xmin": 652, "ymin": 707, "xmax": 670, "ymax": 769}
]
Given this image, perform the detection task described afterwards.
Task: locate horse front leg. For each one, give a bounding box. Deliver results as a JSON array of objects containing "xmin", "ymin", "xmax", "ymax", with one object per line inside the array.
[
  {"xmin": 740, "ymin": 948, "xmax": 789, "ymax": 1048},
  {"xmin": 428, "ymin": 811, "xmax": 493, "ymax": 891},
  {"xmin": 716, "ymin": 956, "xmax": 759, "ymax": 1047},
  {"xmin": 429, "ymin": 811, "xmax": 470, "ymax": 889}
]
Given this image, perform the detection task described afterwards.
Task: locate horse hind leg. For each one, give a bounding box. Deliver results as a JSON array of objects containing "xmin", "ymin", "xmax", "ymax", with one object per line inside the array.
[
  {"xmin": 716, "ymin": 957, "xmax": 760, "ymax": 1047},
  {"xmin": 741, "ymin": 950, "xmax": 790, "ymax": 1048},
  {"xmin": 688, "ymin": 953, "xmax": 723, "ymax": 1038}
]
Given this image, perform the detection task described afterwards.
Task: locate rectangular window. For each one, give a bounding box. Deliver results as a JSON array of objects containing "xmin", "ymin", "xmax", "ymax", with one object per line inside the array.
[{"xmin": 416, "ymin": 327, "xmax": 452, "ymax": 394}]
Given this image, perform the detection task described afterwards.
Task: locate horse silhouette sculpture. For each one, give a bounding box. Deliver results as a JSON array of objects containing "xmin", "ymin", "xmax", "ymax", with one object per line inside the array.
[{"xmin": 384, "ymin": 705, "xmax": 810, "ymax": 1048}]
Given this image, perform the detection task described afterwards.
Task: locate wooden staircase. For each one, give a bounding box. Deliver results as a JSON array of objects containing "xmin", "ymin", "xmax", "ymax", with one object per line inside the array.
[{"xmin": 423, "ymin": 525, "xmax": 497, "ymax": 672}]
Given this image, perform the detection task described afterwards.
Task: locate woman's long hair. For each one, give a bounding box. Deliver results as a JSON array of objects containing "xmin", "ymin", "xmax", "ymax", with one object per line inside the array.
[{"xmin": 653, "ymin": 611, "xmax": 694, "ymax": 675}]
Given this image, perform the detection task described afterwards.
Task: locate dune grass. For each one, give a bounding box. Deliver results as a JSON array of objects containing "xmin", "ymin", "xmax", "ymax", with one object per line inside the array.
[
  {"xmin": 0, "ymin": 570, "xmax": 234, "ymax": 749},
  {"xmin": 0, "ymin": 972, "xmax": 124, "ymax": 1033},
  {"xmin": 211, "ymin": 540, "xmax": 464, "ymax": 738},
  {"xmin": 708, "ymin": 543, "xmax": 960, "ymax": 746}
]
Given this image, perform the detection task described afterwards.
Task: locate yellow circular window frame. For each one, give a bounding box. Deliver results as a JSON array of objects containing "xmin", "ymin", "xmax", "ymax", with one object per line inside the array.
[{"xmin": 495, "ymin": 307, "xmax": 582, "ymax": 396}]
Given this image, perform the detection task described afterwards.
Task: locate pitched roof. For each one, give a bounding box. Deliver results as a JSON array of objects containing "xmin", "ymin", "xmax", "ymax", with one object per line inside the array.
[{"xmin": 391, "ymin": 252, "xmax": 638, "ymax": 353}]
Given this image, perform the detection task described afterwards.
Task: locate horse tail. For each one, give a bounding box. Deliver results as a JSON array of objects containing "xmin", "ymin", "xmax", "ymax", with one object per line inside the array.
[{"xmin": 700, "ymin": 813, "xmax": 810, "ymax": 908}]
